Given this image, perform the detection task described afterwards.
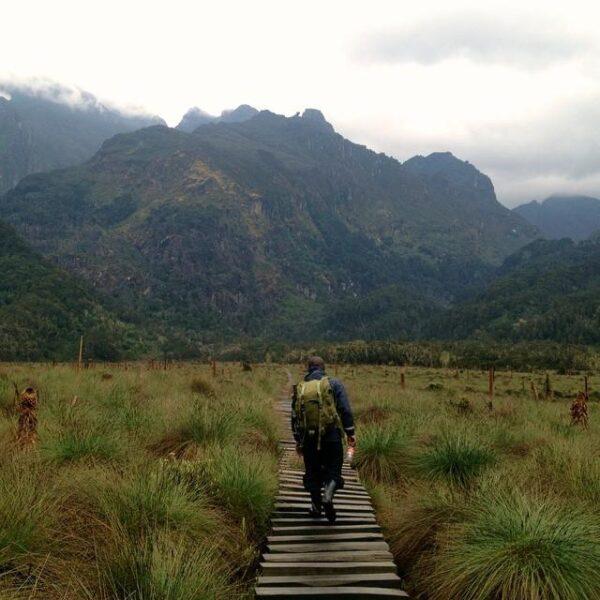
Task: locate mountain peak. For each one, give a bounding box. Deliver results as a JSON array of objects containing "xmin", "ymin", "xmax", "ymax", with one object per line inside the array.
[
  {"xmin": 176, "ymin": 107, "xmax": 215, "ymax": 132},
  {"xmin": 403, "ymin": 151, "xmax": 490, "ymax": 190},
  {"xmin": 176, "ymin": 104, "xmax": 259, "ymax": 131},
  {"xmin": 514, "ymin": 194, "xmax": 600, "ymax": 241},
  {"xmin": 300, "ymin": 108, "xmax": 334, "ymax": 132},
  {"xmin": 220, "ymin": 104, "xmax": 259, "ymax": 123}
]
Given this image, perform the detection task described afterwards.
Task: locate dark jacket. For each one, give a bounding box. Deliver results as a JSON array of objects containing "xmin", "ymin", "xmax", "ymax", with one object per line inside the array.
[{"xmin": 292, "ymin": 367, "xmax": 355, "ymax": 443}]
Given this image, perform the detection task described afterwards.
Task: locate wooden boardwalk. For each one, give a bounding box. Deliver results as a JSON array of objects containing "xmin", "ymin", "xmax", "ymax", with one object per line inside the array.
[{"xmin": 255, "ymin": 385, "xmax": 408, "ymax": 599}]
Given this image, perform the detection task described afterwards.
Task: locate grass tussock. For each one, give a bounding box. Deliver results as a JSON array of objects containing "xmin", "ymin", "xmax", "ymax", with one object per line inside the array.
[
  {"xmin": 189, "ymin": 377, "xmax": 216, "ymax": 397},
  {"xmin": 353, "ymin": 424, "xmax": 409, "ymax": 483},
  {"xmin": 426, "ymin": 492, "xmax": 600, "ymax": 600},
  {"xmin": 412, "ymin": 433, "xmax": 496, "ymax": 487}
]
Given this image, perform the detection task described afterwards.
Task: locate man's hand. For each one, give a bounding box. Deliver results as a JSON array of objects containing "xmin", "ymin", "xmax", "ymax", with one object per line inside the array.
[{"xmin": 347, "ymin": 435, "xmax": 356, "ymax": 448}]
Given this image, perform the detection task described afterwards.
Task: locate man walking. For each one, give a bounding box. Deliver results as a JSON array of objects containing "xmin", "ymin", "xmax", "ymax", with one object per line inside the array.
[{"xmin": 291, "ymin": 356, "xmax": 356, "ymax": 523}]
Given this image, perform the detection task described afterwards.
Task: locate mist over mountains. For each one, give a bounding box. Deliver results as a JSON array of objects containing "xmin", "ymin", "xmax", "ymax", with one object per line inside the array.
[
  {"xmin": 0, "ymin": 82, "xmax": 598, "ymax": 359},
  {"xmin": 0, "ymin": 82, "xmax": 164, "ymax": 193},
  {"xmin": 176, "ymin": 104, "xmax": 260, "ymax": 132},
  {"xmin": 514, "ymin": 195, "xmax": 600, "ymax": 241}
]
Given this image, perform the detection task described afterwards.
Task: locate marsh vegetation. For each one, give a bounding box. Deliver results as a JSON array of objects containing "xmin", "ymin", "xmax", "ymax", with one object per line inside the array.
[
  {"xmin": 345, "ymin": 365, "xmax": 599, "ymax": 599},
  {"xmin": 1, "ymin": 361, "xmax": 598, "ymax": 599},
  {"xmin": 0, "ymin": 363, "xmax": 280, "ymax": 599}
]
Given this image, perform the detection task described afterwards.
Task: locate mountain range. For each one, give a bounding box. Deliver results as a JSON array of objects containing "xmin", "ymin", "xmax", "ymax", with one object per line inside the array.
[
  {"xmin": 0, "ymin": 82, "xmax": 163, "ymax": 193},
  {"xmin": 514, "ymin": 195, "xmax": 600, "ymax": 241},
  {"xmin": 0, "ymin": 107, "xmax": 537, "ymax": 350},
  {"xmin": 0, "ymin": 83, "xmax": 598, "ymax": 358}
]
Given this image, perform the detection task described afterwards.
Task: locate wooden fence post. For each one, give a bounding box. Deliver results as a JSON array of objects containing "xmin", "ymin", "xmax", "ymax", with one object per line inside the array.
[
  {"xmin": 544, "ymin": 372, "xmax": 553, "ymax": 400},
  {"xmin": 77, "ymin": 335, "xmax": 84, "ymax": 371},
  {"xmin": 488, "ymin": 367, "xmax": 495, "ymax": 399},
  {"xmin": 400, "ymin": 367, "xmax": 406, "ymax": 390}
]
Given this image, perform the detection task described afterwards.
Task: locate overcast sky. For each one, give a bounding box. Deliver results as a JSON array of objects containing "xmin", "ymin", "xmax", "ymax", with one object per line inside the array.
[{"xmin": 3, "ymin": 0, "xmax": 600, "ymax": 206}]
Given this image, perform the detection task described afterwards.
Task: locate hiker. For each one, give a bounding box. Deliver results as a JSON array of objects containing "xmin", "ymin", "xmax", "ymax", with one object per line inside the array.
[{"xmin": 291, "ymin": 356, "xmax": 356, "ymax": 523}]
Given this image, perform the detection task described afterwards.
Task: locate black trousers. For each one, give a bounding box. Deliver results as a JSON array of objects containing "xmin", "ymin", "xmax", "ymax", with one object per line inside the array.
[{"xmin": 302, "ymin": 435, "xmax": 345, "ymax": 495}]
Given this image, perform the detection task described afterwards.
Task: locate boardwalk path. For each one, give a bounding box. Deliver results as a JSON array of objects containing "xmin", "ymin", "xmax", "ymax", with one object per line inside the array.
[{"xmin": 255, "ymin": 378, "xmax": 408, "ymax": 599}]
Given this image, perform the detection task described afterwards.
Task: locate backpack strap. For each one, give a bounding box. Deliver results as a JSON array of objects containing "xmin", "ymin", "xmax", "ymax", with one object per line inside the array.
[{"xmin": 316, "ymin": 378, "xmax": 323, "ymax": 450}]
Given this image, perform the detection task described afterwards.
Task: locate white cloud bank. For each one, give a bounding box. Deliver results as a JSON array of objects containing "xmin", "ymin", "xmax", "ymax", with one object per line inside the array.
[{"xmin": 357, "ymin": 13, "xmax": 595, "ymax": 69}]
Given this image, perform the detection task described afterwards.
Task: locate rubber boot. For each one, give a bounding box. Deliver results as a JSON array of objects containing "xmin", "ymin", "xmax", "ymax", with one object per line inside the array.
[
  {"xmin": 322, "ymin": 480, "xmax": 337, "ymax": 524},
  {"xmin": 308, "ymin": 491, "xmax": 322, "ymax": 518}
]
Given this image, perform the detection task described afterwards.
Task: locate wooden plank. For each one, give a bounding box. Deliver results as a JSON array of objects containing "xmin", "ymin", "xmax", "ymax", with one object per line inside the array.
[
  {"xmin": 275, "ymin": 494, "xmax": 371, "ymax": 507},
  {"xmin": 279, "ymin": 483, "xmax": 368, "ymax": 493},
  {"xmin": 255, "ymin": 586, "xmax": 409, "ymax": 598},
  {"xmin": 259, "ymin": 561, "xmax": 398, "ymax": 576},
  {"xmin": 268, "ymin": 541, "xmax": 390, "ymax": 553},
  {"xmin": 279, "ymin": 479, "xmax": 366, "ymax": 491},
  {"xmin": 275, "ymin": 503, "xmax": 374, "ymax": 513},
  {"xmin": 271, "ymin": 512, "xmax": 376, "ymax": 527},
  {"xmin": 271, "ymin": 524, "xmax": 381, "ymax": 535},
  {"xmin": 268, "ymin": 533, "xmax": 384, "ymax": 544},
  {"xmin": 277, "ymin": 487, "xmax": 369, "ymax": 497},
  {"xmin": 263, "ymin": 550, "xmax": 395, "ymax": 562},
  {"xmin": 257, "ymin": 572, "xmax": 402, "ymax": 588}
]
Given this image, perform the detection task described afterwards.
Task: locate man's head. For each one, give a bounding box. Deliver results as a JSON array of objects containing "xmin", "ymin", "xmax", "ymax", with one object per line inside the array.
[{"xmin": 307, "ymin": 356, "xmax": 325, "ymax": 372}]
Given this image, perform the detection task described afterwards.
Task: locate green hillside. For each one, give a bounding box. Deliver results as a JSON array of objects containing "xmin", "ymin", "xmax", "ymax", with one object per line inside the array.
[
  {"xmin": 0, "ymin": 109, "xmax": 536, "ymax": 347},
  {"xmin": 433, "ymin": 237, "xmax": 600, "ymax": 343},
  {"xmin": 0, "ymin": 221, "xmax": 146, "ymax": 361}
]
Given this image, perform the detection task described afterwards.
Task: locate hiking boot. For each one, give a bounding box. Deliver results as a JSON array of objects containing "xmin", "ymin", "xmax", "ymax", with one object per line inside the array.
[
  {"xmin": 308, "ymin": 491, "xmax": 322, "ymax": 518},
  {"xmin": 323, "ymin": 501, "xmax": 336, "ymax": 524},
  {"xmin": 322, "ymin": 480, "xmax": 337, "ymax": 524}
]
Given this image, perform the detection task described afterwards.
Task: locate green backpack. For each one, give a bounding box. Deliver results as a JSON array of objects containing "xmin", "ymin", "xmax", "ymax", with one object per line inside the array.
[{"xmin": 293, "ymin": 377, "xmax": 341, "ymax": 449}]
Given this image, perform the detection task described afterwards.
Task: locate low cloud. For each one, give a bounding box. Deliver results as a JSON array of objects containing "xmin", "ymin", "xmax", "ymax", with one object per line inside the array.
[
  {"xmin": 0, "ymin": 76, "xmax": 107, "ymax": 110},
  {"xmin": 357, "ymin": 13, "xmax": 593, "ymax": 69},
  {"xmin": 0, "ymin": 76, "xmax": 157, "ymax": 118}
]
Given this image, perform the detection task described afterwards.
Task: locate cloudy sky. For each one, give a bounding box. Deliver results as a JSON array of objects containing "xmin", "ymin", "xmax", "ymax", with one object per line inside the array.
[{"xmin": 3, "ymin": 0, "xmax": 600, "ymax": 206}]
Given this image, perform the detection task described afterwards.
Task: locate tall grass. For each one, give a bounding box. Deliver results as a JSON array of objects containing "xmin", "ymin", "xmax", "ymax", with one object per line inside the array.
[
  {"xmin": 201, "ymin": 446, "xmax": 278, "ymax": 534},
  {"xmin": 353, "ymin": 423, "xmax": 409, "ymax": 483},
  {"xmin": 97, "ymin": 529, "xmax": 234, "ymax": 600},
  {"xmin": 426, "ymin": 491, "xmax": 600, "ymax": 600},
  {"xmin": 343, "ymin": 364, "xmax": 599, "ymax": 599},
  {"xmin": 412, "ymin": 433, "xmax": 496, "ymax": 487},
  {"xmin": 0, "ymin": 362, "xmax": 281, "ymax": 599}
]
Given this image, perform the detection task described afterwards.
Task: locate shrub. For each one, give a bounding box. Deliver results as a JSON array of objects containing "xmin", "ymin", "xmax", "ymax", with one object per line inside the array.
[
  {"xmin": 0, "ymin": 460, "xmax": 61, "ymax": 583},
  {"xmin": 99, "ymin": 529, "xmax": 234, "ymax": 600},
  {"xmin": 380, "ymin": 484, "xmax": 468, "ymax": 572},
  {"xmin": 426, "ymin": 492, "xmax": 600, "ymax": 600},
  {"xmin": 190, "ymin": 377, "xmax": 216, "ymax": 397},
  {"xmin": 354, "ymin": 424, "xmax": 409, "ymax": 483},
  {"xmin": 426, "ymin": 383, "xmax": 444, "ymax": 391},
  {"xmin": 201, "ymin": 447, "xmax": 277, "ymax": 534},
  {"xmin": 42, "ymin": 426, "xmax": 124, "ymax": 464},
  {"xmin": 91, "ymin": 466, "xmax": 219, "ymax": 540},
  {"xmin": 413, "ymin": 433, "xmax": 496, "ymax": 487}
]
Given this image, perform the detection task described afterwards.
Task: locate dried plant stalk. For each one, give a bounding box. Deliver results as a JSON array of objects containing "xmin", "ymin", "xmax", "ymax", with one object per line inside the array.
[
  {"xmin": 570, "ymin": 392, "xmax": 588, "ymax": 429},
  {"xmin": 17, "ymin": 386, "xmax": 38, "ymax": 447}
]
